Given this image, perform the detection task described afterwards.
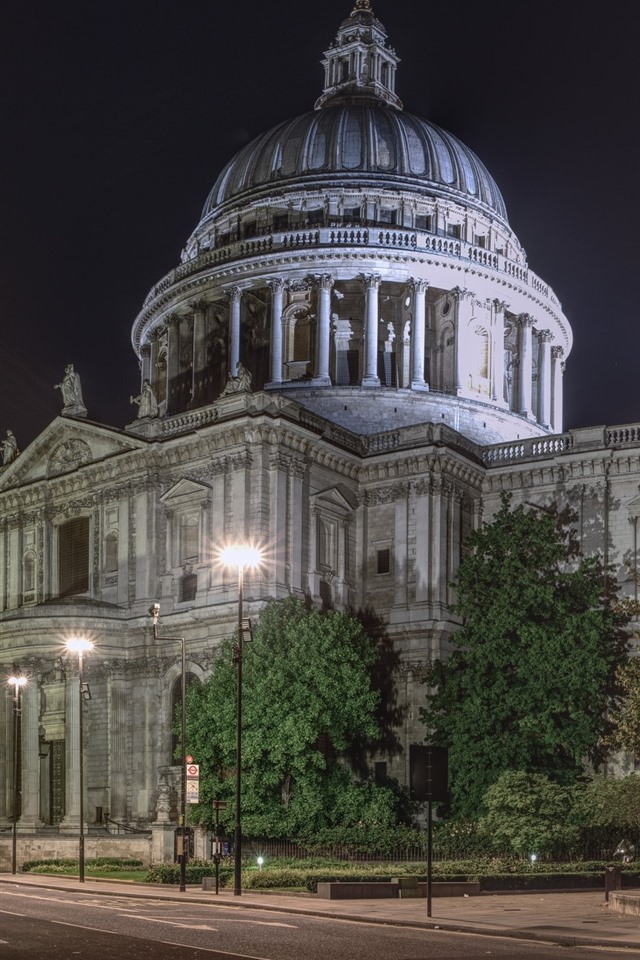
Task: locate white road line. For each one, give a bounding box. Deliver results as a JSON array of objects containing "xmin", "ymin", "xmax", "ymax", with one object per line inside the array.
[
  {"xmin": 125, "ymin": 914, "xmax": 297, "ymax": 930},
  {"xmin": 50, "ymin": 918, "xmax": 273, "ymax": 958}
]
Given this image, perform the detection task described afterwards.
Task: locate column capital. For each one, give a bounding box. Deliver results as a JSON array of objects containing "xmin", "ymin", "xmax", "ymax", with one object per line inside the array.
[
  {"xmin": 551, "ymin": 345, "xmax": 565, "ymax": 360},
  {"xmin": 225, "ymin": 285, "xmax": 243, "ymax": 304},
  {"xmin": 493, "ymin": 298, "xmax": 510, "ymax": 312},
  {"xmin": 410, "ymin": 278, "xmax": 429, "ymax": 294},
  {"xmin": 358, "ymin": 272, "xmax": 382, "ymax": 290},
  {"xmin": 451, "ymin": 285, "xmax": 475, "ymax": 302},
  {"xmin": 308, "ymin": 273, "xmax": 334, "ymax": 291},
  {"xmin": 191, "ymin": 299, "xmax": 208, "ymax": 316},
  {"xmin": 538, "ymin": 329, "xmax": 553, "ymax": 343},
  {"xmin": 140, "ymin": 343, "xmax": 151, "ymax": 358},
  {"xmin": 267, "ymin": 278, "xmax": 288, "ymax": 293},
  {"xmin": 518, "ymin": 312, "xmax": 534, "ymax": 328},
  {"xmin": 165, "ymin": 312, "xmax": 181, "ymax": 329}
]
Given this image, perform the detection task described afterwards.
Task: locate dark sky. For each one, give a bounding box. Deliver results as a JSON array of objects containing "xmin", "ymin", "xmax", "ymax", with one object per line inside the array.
[{"xmin": 2, "ymin": 0, "xmax": 638, "ymax": 451}]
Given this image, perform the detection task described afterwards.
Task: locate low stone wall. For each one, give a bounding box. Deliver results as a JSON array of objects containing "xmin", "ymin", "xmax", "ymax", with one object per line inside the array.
[
  {"xmin": 0, "ymin": 835, "xmax": 152, "ymax": 873},
  {"xmin": 608, "ymin": 891, "xmax": 640, "ymax": 917}
]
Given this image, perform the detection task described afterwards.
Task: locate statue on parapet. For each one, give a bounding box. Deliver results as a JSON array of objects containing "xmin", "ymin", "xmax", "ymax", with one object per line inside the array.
[
  {"xmin": 1, "ymin": 429, "xmax": 19, "ymax": 465},
  {"xmin": 54, "ymin": 364, "xmax": 87, "ymax": 418},
  {"xmin": 130, "ymin": 379, "xmax": 159, "ymax": 418},
  {"xmin": 221, "ymin": 361, "xmax": 252, "ymax": 397}
]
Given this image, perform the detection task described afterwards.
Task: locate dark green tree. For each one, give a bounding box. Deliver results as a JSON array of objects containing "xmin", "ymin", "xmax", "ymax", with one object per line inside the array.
[
  {"xmin": 421, "ymin": 494, "xmax": 630, "ymax": 818},
  {"xmin": 186, "ymin": 598, "xmax": 406, "ymax": 836}
]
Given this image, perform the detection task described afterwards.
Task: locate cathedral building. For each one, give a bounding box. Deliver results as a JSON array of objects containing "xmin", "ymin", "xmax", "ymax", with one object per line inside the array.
[{"xmin": 1, "ymin": 1, "xmax": 638, "ymax": 858}]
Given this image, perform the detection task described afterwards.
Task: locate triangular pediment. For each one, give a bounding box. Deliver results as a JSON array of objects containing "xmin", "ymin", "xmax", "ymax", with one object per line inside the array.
[
  {"xmin": 0, "ymin": 417, "xmax": 148, "ymax": 490},
  {"xmin": 160, "ymin": 477, "xmax": 211, "ymax": 505},
  {"xmin": 310, "ymin": 484, "xmax": 357, "ymax": 512}
]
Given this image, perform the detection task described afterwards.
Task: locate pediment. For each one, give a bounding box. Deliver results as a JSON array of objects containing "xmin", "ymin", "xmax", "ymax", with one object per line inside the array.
[
  {"xmin": 160, "ymin": 477, "xmax": 211, "ymax": 505},
  {"xmin": 0, "ymin": 417, "xmax": 147, "ymax": 490},
  {"xmin": 310, "ymin": 484, "xmax": 357, "ymax": 512}
]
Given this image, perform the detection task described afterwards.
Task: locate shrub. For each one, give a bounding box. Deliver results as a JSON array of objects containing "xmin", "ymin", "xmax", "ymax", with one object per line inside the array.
[
  {"xmin": 478, "ymin": 771, "xmax": 580, "ymax": 857},
  {"xmin": 23, "ymin": 857, "xmax": 143, "ymax": 874}
]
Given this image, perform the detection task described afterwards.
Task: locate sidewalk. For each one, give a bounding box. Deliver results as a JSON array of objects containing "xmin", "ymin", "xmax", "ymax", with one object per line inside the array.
[{"xmin": 1, "ymin": 873, "xmax": 638, "ymax": 951}]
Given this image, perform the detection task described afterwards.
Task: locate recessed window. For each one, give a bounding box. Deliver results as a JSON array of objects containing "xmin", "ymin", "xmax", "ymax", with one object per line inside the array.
[
  {"xmin": 179, "ymin": 573, "xmax": 197, "ymax": 603},
  {"xmin": 343, "ymin": 206, "xmax": 360, "ymax": 220},
  {"xmin": 446, "ymin": 224, "xmax": 461, "ymax": 239},
  {"xmin": 273, "ymin": 213, "xmax": 289, "ymax": 231},
  {"xmin": 59, "ymin": 517, "xmax": 90, "ymax": 597},
  {"xmin": 473, "ymin": 235, "xmax": 486, "ymax": 248},
  {"xmin": 377, "ymin": 548, "xmax": 391, "ymax": 575},
  {"xmin": 308, "ymin": 208, "xmax": 324, "ymax": 225},
  {"xmin": 379, "ymin": 209, "xmax": 397, "ymax": 225},
  {"xmin": 416, "ymin": 214, "xmax": 432, "ymax": 231},
  {"xmin": 242, "ymin": 220, "xmax": 256, "ymax": 238}
]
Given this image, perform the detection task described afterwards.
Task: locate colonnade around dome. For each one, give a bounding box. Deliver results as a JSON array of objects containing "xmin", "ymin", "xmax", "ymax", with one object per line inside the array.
[{"xmin": 136, "ymin": 268, "xmax": 565, "ymax": 444}]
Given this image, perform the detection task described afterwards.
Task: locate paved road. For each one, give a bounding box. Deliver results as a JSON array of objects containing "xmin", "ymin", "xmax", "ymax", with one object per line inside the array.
[{"xmin": 0, "ymin": 885, "xmax": 634, "ymax": 959}]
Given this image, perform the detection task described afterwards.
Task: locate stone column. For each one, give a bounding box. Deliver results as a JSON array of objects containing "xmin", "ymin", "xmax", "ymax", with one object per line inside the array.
[
  {"xmin": 551, "ymin": 346, "xmax": 565, "ymax": 434},
  {"xmin": 107, "ymin": 667, "xmax": 128, "ymax": 821},
  {"xmin": 361, "ymin": 274, "xmax": 381, "ymax": 386},
  {"xmin": 165, "ymin": 314, "xmax": 180, "ymax": 415},
  {"xmin": 190, "ymin": 301, "xmax": 207, "ymax": 406},
  {"xmin": 149, "ymin": 329, "xmax": 161, "ymax": 402},
  {"xmin": 0, "ymin": 688, "xmax": 10, "ymax": 825},
  {"xmin": 453, "ymin": 288, "xmax": 475, "ymax": 394},
  {"xmin": 410, "ymin": 279, "xmax": 429, "ymax": 390},
  {"xmin": 226, "ymin": 286, "xmax": 242, "ymax": 379},
  {"xmin": 491, "ymin": 300, "xmax": 508, "ymax": 401},
  {"xmin": 267, "ymin": 279, "xmax": 286, "ymax": 385},
  {"xmin": 140, "ymin": 344, "xmax": 151, "ymax": 385},
  {"xmin": 313, "ymin": 275, "xmax": 333, "ymax": 385},
  {"xmin": 517, "ymin": 313, "xmax": 534, "ymax": 417},
  {"xmin": 537, "ymin": 330, "xmax": 553, "ymax": 428},
  {"xmin": 60, "ymin": 668, "xmax": 81, "ymax": 832},
  {"xmin": 17, "ymin": 676, "xmax": 43, "ymax": 830}
]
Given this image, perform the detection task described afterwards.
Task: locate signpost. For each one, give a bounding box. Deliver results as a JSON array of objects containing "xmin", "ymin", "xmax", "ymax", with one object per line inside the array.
[
  {"xmin": 187, "ymin": 763, "xmax": 200, "ymax": 804},
  {"xmin": 410, "ymin": 745, "xmax": 448, "ymax": 918},
  {"xmin": 212, "ymin": 800, "xmax": 228, "ymax": 894}
]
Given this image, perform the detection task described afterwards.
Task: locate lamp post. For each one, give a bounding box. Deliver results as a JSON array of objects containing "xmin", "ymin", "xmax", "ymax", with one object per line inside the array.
[
  {"xmin": 220, "ymin": 543, "xmax": 262, "ymax": 897},
  {"xmin": 7, "ymin": 673, "xmax": 27, "ymax": 874},
  {"xmin": 149, "ymin": 603, "xmax": 187, "ymax": 893},
  {"xmin": 65, "ymin": 638, "xmax": 93, "ymax": 883}
]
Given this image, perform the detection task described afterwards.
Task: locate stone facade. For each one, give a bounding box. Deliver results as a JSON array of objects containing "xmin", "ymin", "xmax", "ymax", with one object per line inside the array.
[{"xmin": 0, "ymin": 2, "xmax": 638, "ymax": 849}]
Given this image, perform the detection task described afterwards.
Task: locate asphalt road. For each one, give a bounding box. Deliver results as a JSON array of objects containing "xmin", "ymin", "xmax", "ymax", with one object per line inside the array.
[{"xmin": 0, "ymin": 886, "xmax": 632, "ymax": 960}]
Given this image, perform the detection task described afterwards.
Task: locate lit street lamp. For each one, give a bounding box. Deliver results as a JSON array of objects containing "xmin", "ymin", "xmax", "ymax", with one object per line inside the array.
[
  {"xmin": 149, "ymin": 603, "xmax": 188, "ymax": 893},
  {"xmin": 65, "ymin": 638, "xmax": 93, "ymax": 883},
  {"xmin": 7, "ymin": 672, "xmax": 27, "ymax": 874},
  {"xmin": 220, "ymin": 543, "xmax": 262, "ymax": 897}
]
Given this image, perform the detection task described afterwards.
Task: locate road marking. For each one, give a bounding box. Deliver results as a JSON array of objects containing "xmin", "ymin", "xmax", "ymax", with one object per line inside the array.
[{"xmin": 126, "ymin": 914, "xmax": 297, "ymax": 930}]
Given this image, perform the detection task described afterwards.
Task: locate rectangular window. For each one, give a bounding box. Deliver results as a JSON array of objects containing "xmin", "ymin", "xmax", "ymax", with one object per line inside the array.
[
  {"xmin": 447, "ymin": 224, "xmax": 461, "ymax": 239},
  {"xmin": 377, "ymin": 548, "xmax": 391, "ymax": 575},
  {"xmin": 180, "ymin": 573, "xmax": 197, "ymax": 602},
  {"xmin": 343, "ymin": 206, "xmax": 360, "ymax": 220},
  {"xmin": 59, "ymin": 517, "xmax": 90, "ymax": 597},
  {"xmin": 307, "ymin": 208, "xmax": 324, "ymax": 225},
  {"xmin": 243, "ymin": 220, "xmax": 256, "ymax": 238},
  {"xmin": 374, "ymin": 761, "xmax": 388, "ymax": 783},
  {"xmin": 379, "ymin": 208, "xmax": 397, "ymax": 225},
  {"xmin": 473, "ymin": 235, "xmax": 486, "ymax": 248},
  {"xmin": 273, "ymin": 213, "xmax": 289, "ymax": 231},
  {"xmin": 415, "ymin": 214, "xmax": 432, "ymax": 231}
]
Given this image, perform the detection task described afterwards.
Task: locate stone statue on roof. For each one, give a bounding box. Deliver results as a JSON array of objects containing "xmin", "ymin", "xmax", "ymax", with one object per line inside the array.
[{"xmin": 54, "ymin": 364, "xmax": 88, "ymax": 418}]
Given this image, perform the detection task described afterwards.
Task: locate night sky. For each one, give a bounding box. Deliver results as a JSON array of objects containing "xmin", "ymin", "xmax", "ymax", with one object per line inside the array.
[{"xmin": 2, "ymin": 0, "xmax": 638, "ymax": 452}]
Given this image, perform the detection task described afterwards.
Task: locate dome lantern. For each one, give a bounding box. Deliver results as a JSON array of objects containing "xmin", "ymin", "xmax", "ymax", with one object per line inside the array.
[{"xmin": 315, "ymin": 1, "xmax": 402, "ymax": 110}]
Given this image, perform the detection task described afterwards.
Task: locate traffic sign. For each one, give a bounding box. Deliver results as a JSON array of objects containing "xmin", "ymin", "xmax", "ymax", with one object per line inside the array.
[
  {"xmin": 186, "ymin": 780, "xmax": 200, "ymax": 804},
  {"xmin": 187, "ymin": 763, "xmax": 200, "ymax": 778}
]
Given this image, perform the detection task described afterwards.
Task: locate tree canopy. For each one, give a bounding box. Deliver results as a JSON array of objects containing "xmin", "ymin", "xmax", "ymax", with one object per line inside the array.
[
  {"xmin": 185, "ymin": 598, "xmax": 405, "ymax": 837},
  {"xmin": 421, "ymin": 494, "xmax": 630, "ymax": 818}
]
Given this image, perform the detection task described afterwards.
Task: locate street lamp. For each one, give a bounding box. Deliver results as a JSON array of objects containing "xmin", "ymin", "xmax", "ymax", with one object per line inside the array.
[
  {"xmin": 65, "ymin": 637, "xmax": 93, "ymax": 883},
  {"xmin": 149, "ymin": 603, "xmax": 188, "ymax": 893},
  {"xmin": 220, "ymin": 543, "xmax": 262, "ymax": 897},
  {"xmin": 7, "ymin": 672, "xmax": 27, "ymax": 874}
]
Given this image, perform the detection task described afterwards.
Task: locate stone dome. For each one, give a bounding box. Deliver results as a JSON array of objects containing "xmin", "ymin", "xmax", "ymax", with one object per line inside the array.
[{"xmin": 200, "ymin": 98, "xmax": 508, "ymax": 225}]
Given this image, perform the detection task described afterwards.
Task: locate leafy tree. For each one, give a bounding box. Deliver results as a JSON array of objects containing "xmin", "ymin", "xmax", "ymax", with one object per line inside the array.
[
  {"xmin": 479, "ymin": 771, "xmax": 579, "ymax": 857},
  {"xmin": 606, "ymin": 656, "xmax": 640, "ymax": 757},
  {"xmin": 185, "ymin": 598, "xmax": 408, "ymax": 836},
  {"xmin": 577, "ymin": 774, "xmax": 640, "ymax": 830},
  {"xmin": 421, "ymin": 494, "xmax": 630, "ymax": 818}
]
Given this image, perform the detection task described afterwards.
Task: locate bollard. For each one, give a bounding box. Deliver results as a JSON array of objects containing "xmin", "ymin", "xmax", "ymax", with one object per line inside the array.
[{"xmin": 604, "ymin": 863, "xmax": 622, "ymax": 902}]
